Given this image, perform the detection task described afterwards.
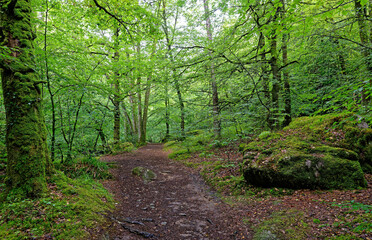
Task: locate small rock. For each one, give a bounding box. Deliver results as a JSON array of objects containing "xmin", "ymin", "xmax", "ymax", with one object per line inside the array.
[
  {"xmin": 161, "ymin": 222, "xmax": 167, "ymax": 226},
  {"xmin": 132, "ymin": 167, "xmax": 157, "ymax": 183}
]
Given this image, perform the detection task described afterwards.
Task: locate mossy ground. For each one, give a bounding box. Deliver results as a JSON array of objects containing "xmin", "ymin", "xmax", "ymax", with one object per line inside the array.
[{"xmin": 0, "ymin": 171, "xmax": 114, "ymax": 239}]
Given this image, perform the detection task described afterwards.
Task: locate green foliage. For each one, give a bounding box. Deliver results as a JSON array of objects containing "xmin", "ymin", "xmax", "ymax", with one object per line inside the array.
[
  {"xmin": 332, "ymin": 200, "xmax": 372, "ymax": 213},
  {"xmin": 56, "ymin": 155, "xmax": 112, "ymax": 180},
  {"xmin": 109, "ymin": 141, "xmax": 135, "ymax": 155},
  {"xmin": 166, "ymin": 130, "xmax": 214, "ymax": 160},
  {"xmin": 0, "ymin": 172, "xmax": 113, "ymax": 239},
  {"xmin": 328, "ymin": 200, "xmax": 372, "ymax": 236}
]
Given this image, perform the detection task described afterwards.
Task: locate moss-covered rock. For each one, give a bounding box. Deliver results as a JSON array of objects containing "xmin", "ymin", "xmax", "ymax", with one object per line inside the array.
[
  {"xmin": 132, "ymin": 167, "xmax": 157, "ymax": 183},
  {"xmin": 241, "ymin": 112, "xmax": 369, "ymax": 189}
]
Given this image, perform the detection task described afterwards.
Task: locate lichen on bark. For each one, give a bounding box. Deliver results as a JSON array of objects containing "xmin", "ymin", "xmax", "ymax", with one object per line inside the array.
[{"xmin": 0, "ymin": 0, "xmax": 52, "ymax": 198}]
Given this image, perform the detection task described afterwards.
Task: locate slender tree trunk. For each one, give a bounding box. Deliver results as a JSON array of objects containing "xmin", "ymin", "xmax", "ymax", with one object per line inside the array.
[
  {"xmin": 142, "ymin": 81, "xmax": 151, "ymax": 142},
  {"xmin": 161, "ymin": 0, "xmax": 185, "ymax": 138},
  {"xmin": 135, "ymin": 44, "xmax": 147, "ymax": 145},
  {"xmin": 269, "ymin": 36, "xmax": 280, "ymax": 129},
  {"xmin": 203, "ymin": 0, "xmax": 221, "ymax": 138},
  {"xmin": 122, "ymin": 103, "xmax": 134, "ymax": 139},
  {"xmin": 268, "ymin": 5, "xmax": 281, "ymax": 130},
  {"xmin": 281, "ymin": 0, "xmax": 291, "ymax": 127},
  {"xmin": 174, "ymin": 79, "xmax": 185, "ymax": 137},
  {"xmin": 258, "ymin": 32, "xmax": 272, "ymax": 126},
  {"xmin": 164, "ymin": 83, "xmax": 170, "ymax": 141},
  {"xmin": 113, "ymin": 28, "xmax": 121, "ymax": 142},
  {"xmin": 129, "ymin": 93, "xmax": 138, "ymax": 141},
  {"xmin": 354, "ymin": 0, "xmax": 372, "ymax": 104},
  {"xmin": 259, "ymin": 33, "xmax": 270, "ymax": 101},
  {"xmin": 0, "ymin": 0, "xmax": 52, "ymax": 198},
  {"xmin": 44, "ymin": 0, "xmax": 56, "ymax": 162}
]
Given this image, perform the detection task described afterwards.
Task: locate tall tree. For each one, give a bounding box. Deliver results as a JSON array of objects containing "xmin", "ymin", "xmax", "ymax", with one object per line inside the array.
[
  {"xmin": 0, "ymin": 0, "xmax": 52, "ymax": 197},
  {"xmin": 268, "ymin": 1, "xmax": 281, "ymax": 130},
  {"xmin": 354, "ymin": 0, "xmax": 372, "ymax": 104},
  {"xmin": 113, "ymin": 28, "xmax": 121, "ymax": 143},
  {"xmin": 203, "ymin": 0, "xmax": 221, "ymax": 138},
  {"xmin": 281, "ymin": 0, "xmax": 291, "ymax": 127}
]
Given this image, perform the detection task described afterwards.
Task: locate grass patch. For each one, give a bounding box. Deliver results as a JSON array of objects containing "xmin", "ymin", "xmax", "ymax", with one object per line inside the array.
[{"xmin": 0, "ymin": 171, "xmax": 114, "ymax": 239}]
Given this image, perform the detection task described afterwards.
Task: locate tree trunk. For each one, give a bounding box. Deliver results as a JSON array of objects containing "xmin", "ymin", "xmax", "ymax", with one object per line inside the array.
[
  {"xmin": 164, "ymin": 83, "xmax": 170, "ymax": 141},
  {"xmin": 354, "ymin": 0, "xmax": 372, "ymax": 104},
  {"xmin": 268, "ymin": 6, "xmax": 281, "ymax": 130},
  {"xmin": 0, "ymin": 0, "xmax": 52, "ymax": 198},
  {"xmin": 281, "ymin": 0, "xmax": 291, "ymax": 127},
  {"xmin": 141, "ymin": 80, "xmax": 151, "ymax": 143},
  {"xmin": 174, "ymin": 79, "xmax": 185, "ymax": 137},
  {"xmin": 44, "ymin": 0, "xmax": 56, "ymax": 162},
  {"xmin": 203, "ymin": 0, "xmax": 221, "ymax": 138},
  {"xmin": 113, "ymin": 28, "xmax": 121, "ymax": 142},
  {"xmin": 161, "ymin": 0, "xmax": 185, "ymax": 138},
  {"xmin": 122, "ymin": 103, "xmax": 134, "ymax": 140}
]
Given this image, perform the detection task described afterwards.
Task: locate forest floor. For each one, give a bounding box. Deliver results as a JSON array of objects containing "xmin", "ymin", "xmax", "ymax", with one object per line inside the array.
[{"xmin": 95, "ymin": 144, "xmax": 371, "ymax": 240}]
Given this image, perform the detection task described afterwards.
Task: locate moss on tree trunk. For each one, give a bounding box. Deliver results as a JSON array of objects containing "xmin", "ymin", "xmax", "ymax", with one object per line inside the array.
[{"xmin": 0, "ymin": 0, "xmax": 52, "ymax": 198}]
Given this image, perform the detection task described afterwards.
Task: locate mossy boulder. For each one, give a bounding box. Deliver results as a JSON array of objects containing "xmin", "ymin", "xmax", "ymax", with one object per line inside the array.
[
  {"xmin": 241, "ymin": 112, "xmax": 370, "ymax": 189},
  {"xmin": 131, "ymin": 167, "xmax": 157, "ymax": 183}
]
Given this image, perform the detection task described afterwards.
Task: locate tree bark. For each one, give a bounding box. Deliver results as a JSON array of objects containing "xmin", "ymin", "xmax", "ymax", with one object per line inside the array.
[
  {"xmin": 44, "ymin": 0, "xmax": 56, "ymax": 162},
  {"xmin": 281, "ymin": 0, "xmax": 291, "ymax": 127},
  {"xmin": 113, "ymin": 28, "xmax": 121, "ymax": 142},
  {"xmin": 164, "ymin": 83, "xmax": 170, "ymax": 141},
  {"xmin": 268, "ymin": 4, "xmax": 281, "ymax": 130},
  {"xmin": 354, "ymin": 0, "xmax": 372, "ymax": 104},
  {"xmin": 141, "ymin": 80, "xmax": 151, "ymax": 143},
  {"xmin": 0, "ymin": 0, "xmax": 52, "ymax": 198},
  {"xmin": 203, "ymin": 0, "xmax": 221, "ymax": 138}
]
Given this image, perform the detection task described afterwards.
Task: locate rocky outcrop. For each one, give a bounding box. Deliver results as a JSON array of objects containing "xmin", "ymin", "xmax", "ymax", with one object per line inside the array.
[{"xmin": 240, "ymin": 113, "xmax": 370, "ymax": 189}]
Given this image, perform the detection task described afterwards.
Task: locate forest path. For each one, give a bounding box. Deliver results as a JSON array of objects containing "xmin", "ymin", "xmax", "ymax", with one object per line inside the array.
[{"xmin": 98, "ymin": 144, "xmax": 252, "ymax": 239}]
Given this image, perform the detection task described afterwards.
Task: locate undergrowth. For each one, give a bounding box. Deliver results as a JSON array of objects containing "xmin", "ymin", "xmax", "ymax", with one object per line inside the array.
[
  {"xmin": 56, "ymin": 155, "xmax": 113, "ymax": 179},
  {"xmin": 0, "ymin": 171, "xmax": 114, "ymax": 239}
]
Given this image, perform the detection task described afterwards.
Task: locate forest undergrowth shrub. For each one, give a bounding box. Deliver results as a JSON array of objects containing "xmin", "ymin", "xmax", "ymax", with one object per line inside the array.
[
  {"xmin": 109, "ymin": 141, "xmax": 135, "ymax": 155},
  {"xmin": 166, "ymin": 130, "xmax": 214, "ymax": 160},
  {"xmin": 56, "ymin": 155, "xmax": 113, "ymax": 180},
  {"xmin": 0, "ymin": 171, "xmax": 114, "ymax": 239}
]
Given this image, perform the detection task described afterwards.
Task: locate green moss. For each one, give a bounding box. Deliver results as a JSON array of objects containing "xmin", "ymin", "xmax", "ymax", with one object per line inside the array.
[
  {"xmin": 253, "ymin": 209, "xmax": 310, "ymax": 240},
  {"xmin": 0, "ymin": 171, "xmax": 113, "ymax": 239},
  {"xmin": 242, "ymin": 113, "xmax": 369, "ymax": 189},
  {"xmin": 1, "ymin": 0, "xmax": 53, "ymax": 198}
]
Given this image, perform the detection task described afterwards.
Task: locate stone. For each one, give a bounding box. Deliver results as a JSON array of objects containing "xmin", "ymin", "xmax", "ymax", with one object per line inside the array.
[
  {"xmin": 131, "ymin": 167, "xmax": 157, "ymax": 183},
  {"xmin": 241, "ymin": 113, "xmax": 369, "ymax": 189}
]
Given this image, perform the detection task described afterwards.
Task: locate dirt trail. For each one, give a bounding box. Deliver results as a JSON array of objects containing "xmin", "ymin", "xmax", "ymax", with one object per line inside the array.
[{"xmin": 99, "ymin": 144, "xmax": 251, "ymax": 239}]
